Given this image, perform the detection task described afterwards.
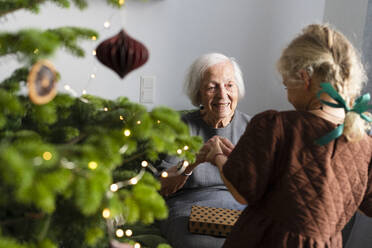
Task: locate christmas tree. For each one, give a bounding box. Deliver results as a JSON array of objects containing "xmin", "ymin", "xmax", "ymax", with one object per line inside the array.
[{"xmin": 0, "ymin": 1, "xmax": 202, "ymax": 247}]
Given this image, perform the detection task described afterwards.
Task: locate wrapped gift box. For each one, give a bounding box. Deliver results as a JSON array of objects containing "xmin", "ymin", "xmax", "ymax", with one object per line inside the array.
[{"xmin": 188, "ymin": 205, "xmax": 242, "ymax": 237}]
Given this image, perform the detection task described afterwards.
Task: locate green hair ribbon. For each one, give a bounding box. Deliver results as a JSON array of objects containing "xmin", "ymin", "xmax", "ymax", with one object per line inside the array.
[{"xmin": 315, "ymin": 82, "xmax": 372, "ymax": 145}]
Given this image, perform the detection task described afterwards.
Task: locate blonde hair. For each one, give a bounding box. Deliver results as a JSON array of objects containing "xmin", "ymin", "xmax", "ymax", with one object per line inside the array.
[{"xmin": 277, "ymin": 23, "xmax": 370, "ymax": 142}]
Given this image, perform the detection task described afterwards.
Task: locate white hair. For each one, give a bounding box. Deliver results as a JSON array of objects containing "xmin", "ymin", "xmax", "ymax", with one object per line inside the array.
[{"xmin": 183, "ymin": 53, "xmax": 245, "ymax": 106}]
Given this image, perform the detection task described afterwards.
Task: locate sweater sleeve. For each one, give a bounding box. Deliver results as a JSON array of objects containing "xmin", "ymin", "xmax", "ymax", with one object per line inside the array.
[
  {"xmin": 359, "ymin": 160, "xmax": 372, "ymax": 217},
  {"xmin": 222, "ymin": 110, "xmax": 283, "ymax": 205}
]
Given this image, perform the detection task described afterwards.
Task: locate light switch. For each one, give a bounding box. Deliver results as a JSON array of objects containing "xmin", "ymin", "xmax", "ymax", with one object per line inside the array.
[{"xmin": 140, "ymin": 76, "xmax": 155, "ymax": 103}]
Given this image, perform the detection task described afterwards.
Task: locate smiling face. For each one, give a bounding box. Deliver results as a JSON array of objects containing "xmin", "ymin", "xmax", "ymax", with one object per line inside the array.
[{"xmin": 199, "ymin": 61, "xmax": 239, "ymax": 127}]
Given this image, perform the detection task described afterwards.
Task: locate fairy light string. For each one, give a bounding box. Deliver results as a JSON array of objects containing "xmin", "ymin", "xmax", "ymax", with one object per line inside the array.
[
  {"xmin": 32, "ymin": 136, "xmax": 193, "ymax": 246},
  {"xmin": 80, "ymin": 3, "xmax": 126, "ymax": 97},
  {"xmin": 57, "ymin": 1, "xmax": 126, "ymax": 99},
  {"xmin": 27, "ymin": 96, "xmax": 195, "ymax": 244},
  {"xmin": 1, "ymin": 1, "xmax": 200, "ymax": 247},
  {"xmin": 22, "ymin": 1, "xmax": 196, "ymax": 245}
]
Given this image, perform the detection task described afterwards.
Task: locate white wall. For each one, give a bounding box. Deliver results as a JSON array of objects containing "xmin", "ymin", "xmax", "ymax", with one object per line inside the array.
[
  {"xmin": 0, "ymin": 0, "xmax": 326, "ymax": 116},
  {"xmin": 325, "ymin": 1, "xmax": 372, "ymax": 247},
  {"xmin": 323, "ymin": 0, "xmax": 369, "ymax": 50},
  {"xmin": 363, "ymin": 0, "xmax": 372, "ymax": 95}
]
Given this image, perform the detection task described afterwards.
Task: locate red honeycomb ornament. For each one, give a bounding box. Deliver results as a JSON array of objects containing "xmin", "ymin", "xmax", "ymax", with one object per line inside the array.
[{"xmin": 96, "ymin": 29, "xmax": 149, "ymax": 79}]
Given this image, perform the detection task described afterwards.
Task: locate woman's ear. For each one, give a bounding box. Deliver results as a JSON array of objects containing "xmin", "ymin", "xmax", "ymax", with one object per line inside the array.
[{"xmin": 299, "ymin": 69, "xmax": 311, "ymax": 90}]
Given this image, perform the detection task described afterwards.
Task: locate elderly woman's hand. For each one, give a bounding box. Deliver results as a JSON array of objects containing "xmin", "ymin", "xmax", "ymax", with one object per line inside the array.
[
  {"xmin": 204, "ymin": 136, "xmax": 223, "ymax": 164},
  {"xmin": 198, "ymin": 136, "xmax": 234, "ymax": 161},
  {"xmin": 195, "ymin": 142, "xmax": 211, "ymax": 164},
  {"xmin": 218, "ymin": 136, "xmax": 235, "ymax": 156},
  {"xmin": 160, "ymin": 165, "xmax": 189, "ymax": 197},
  {"xmin": 203, "ymin": 136, "xmax": 235, "ymax": 165}
]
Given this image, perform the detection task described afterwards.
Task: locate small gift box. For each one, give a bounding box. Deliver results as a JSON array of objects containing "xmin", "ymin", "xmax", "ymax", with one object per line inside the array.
[{"xmin": 188, "ymin": 205, "xmax": 242, "ymax": 237}]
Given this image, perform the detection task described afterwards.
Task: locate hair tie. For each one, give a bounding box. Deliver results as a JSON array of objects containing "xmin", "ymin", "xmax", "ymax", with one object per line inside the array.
[{"xmin": 315, "ymin": 82, "xmax": 372, "ymax": 145}]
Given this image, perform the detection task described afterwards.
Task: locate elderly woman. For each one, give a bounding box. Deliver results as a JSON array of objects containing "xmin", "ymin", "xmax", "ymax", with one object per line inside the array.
[{"xmin": 158, "ymin": 53, "xmax": 250, "ymax": 248}]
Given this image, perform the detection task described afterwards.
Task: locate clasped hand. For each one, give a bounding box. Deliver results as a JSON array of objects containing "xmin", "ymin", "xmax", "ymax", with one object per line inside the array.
[
  {"xmin": 160, "ymin": 136, "xmax": 235, "ymax": 197},
  {"xmin": 198, "ymin": 136, "xmax": 234, "ymax": 165}
]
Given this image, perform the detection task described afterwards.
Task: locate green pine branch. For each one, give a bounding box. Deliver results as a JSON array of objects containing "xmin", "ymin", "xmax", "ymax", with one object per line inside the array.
[
  {"xmin": 0, "ymin": 0, "xmax": 78, "ymax": 17},
  {"xmin": 0, "ymin": 93, "xmax": 203, "ymax": 247},
  {"xmin": 0, "ymin": 0, "xmax": 202, "ymax": 247},
  {"xmin": 0, "ymin": 0, "xmax": 122, "ymax": 17},
  {"xmin": 0, "ymin": 27, "xmax": 98, "ymax": 65},
  {"xmin": 0, "ymin": 0, "xmax": 45, "ymax": 17},
  {"xmin": 0, "ymin": 67, "xmax": 29, "ymax": 93}
]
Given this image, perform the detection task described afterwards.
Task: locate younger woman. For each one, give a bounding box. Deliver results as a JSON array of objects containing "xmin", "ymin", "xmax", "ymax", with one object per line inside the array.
[{"xmin": 202, "ymin": 24, "xmax": 372, "ymax": 247}]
